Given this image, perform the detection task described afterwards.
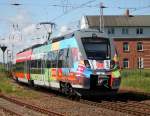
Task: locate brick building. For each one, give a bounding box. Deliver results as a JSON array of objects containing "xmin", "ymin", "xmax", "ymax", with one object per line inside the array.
[{"xmin": 80, "ymin": 12, "xmax": 150, "ymax": 69}]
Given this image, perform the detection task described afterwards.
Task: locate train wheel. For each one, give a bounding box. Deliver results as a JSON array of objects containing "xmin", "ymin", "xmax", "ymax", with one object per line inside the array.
[
  {"xmin": 60, "ymin": 82, "xmax": 68, "ymax": 95},
  {"xmin": 14, "ymin": 77, "xmax": 19, "ymax": 83},
  {"xmin": 60, "ymin": 82, "xmax": 80, "ymax": 98},
  {"xmin": 60, "ymin": 82, "xmax": 65, "ymax": 94},
  {"xmin": 28, "ymin": 80, "xmax": 34, "ymax": 88},
  {"xmin": 67, "ymin": 84, "xmax": 75, "ymax": 97}
]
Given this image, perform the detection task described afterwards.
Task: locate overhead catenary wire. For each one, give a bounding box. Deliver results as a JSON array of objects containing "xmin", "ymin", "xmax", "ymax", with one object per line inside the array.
[
  {"xmin": 0, "ymin": 2, "xmax": 149, "ymax": 18},
  {"xmin": 0, "ymin": 1, "xmax": 150, "ymax": 10},
  {"xmin": 0, "ymin": 1, "xmax": 150, "ymax": 37},
  {"xmin": 51, "ymin": 0, "xmax": 97, "ymax": 21}
]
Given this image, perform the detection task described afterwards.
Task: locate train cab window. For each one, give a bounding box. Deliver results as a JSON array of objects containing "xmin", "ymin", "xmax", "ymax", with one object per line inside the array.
[{"xmin": 82, "ymin": 38, "xmax": 111, "ymax": 60}]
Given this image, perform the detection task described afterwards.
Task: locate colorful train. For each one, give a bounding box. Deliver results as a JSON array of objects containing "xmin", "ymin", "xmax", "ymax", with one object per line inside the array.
[{"xmin": 13, "ymin": 29, "xmax": 121, "ymax": 96}]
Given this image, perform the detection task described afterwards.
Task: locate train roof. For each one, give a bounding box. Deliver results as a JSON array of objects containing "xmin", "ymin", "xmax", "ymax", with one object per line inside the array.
[
  {"xmin": 17, "ymin": 44, "xmax": 43, "ymax": 54},
  {"xmin": 51, "ymin": 29, "xmax": 108, "ymax": 42},
  {"xmin": 17, "ymin": 29, "xmax": 108, "ymax": 54}
]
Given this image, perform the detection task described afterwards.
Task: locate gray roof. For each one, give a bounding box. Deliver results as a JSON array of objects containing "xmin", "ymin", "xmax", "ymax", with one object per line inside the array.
[{"xmin": 86, "ymin": 15, "xmax": 150, "ymax": 27}]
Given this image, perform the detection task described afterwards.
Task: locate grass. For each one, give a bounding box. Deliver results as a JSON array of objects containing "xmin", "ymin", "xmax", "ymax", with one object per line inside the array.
[
  {"xmin": 0, "ymin": 65, "xmax": 149, "ymax": 96},
  {"xmin": 0, "ymin": 69, "xmax": 13, "ymax": 93},
  {"xmin": 0, "ymin": 66, "xmax": 41, "ymax": 99},
  {"xmin": 120, "ymin": 69, "xmax": 150, "ymax": 93}
]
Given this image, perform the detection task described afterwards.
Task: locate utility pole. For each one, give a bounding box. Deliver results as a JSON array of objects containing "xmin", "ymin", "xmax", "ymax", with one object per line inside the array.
[
  {"xmin": 10, "ymin": 2, "xmax": 22, "ymax": 63},
  {"xmin": 99, "ymin": 2, "xmax": 106, "ymax": 33},
  {"xmin": 7, "ymin": 50, "xmax": 11, "ymax": 71}
]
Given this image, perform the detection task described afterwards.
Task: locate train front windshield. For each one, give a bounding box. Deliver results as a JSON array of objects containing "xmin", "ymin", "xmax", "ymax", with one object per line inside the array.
[{"xmin": 82, "ymin": 37, "xmax": 111, "ymax": 60}]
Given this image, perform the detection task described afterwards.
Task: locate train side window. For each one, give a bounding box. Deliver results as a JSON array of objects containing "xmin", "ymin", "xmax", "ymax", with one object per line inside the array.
[
  {"xmin": 47, "ymin": 52, "xmax": 52, "ymax": 68},
  {"xmin": 47, "ymin": 51, "xmax": 58, "ymax": 68},
  {"xmin": 51, "ymin": 51, "xmax": 58, "ymax": 68},
  {"xmin": 57, "ymin": 48, "xmax": 70, "ymax": 68},
  {"xmin": 71, "ymin": 48, "xmax": 78, "ymax": 62},
  {"xmin": 46, "ymin": 60, "xmax": 51, "ymax": 68},
  {"xmin": 58, "ymin": 49, "xmax": 64, "ymax": 68},
  {"xmin": 47, "ymin": 49, "xmax": 72, "ymax": 68},
  {"xmin": 64, "ymin": 48, "xmax": 70, "ymax": 68},
  {"xmin": 68, "ymin": 48, "xmax": 73, "ymax": 68},
  {"xmin": 58, "ymin": 48, "xmax": 68, "ymax": 68},
  {"xmin": 16, "ymin": 62, "xmax": 24, "ymax": 72},
  {"xmin": 31, "ymin": 60, "xmax": 37, "ymax": 68},
  {"xmin": 30, "ymin": 68, "xmax": 41, "ymax": 74},
  {"xmin": 37, "ymin": 60, "xmax": 42, "ymax": 68}
]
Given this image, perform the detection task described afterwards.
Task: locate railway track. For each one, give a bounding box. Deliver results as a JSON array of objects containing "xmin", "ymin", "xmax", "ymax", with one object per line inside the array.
[
  {"xmin": 0, "ymin": 94, "xmax": 64, "ymax": 116},
  {"xmin": 9, "ymin": 80, "xmax": 150, "ymax": 116},
  {"xmin": 38, "ymin": 87, "xmax": 150, "ymax": 116},
  {"xmin": 95, "ymin": 101, "xmax": 149, "ymax": 116},
  {"xmin": 80, "ymin": 94, "xmax": 150, "ymax": 116},
  {"xmin": 0, "ymin": 105, "xmax": 22, "ymax": 116}
]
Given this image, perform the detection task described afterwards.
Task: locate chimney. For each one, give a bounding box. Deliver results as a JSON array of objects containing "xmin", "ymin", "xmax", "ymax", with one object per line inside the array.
[{"xmin": 124, "ymin": 9, "xmax": 130, "ymax": 16}]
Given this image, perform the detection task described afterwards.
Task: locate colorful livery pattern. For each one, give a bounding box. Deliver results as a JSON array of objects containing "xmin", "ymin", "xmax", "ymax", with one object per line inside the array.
[{"xmin": 13, "ymin": 29, "xmax": 121, "ymax": 96}]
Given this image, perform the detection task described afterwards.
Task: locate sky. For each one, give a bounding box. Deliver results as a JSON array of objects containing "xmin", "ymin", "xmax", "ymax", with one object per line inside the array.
[{"xmin": 0, "ymin": 0, "xmax": 150, "ymax": 62}]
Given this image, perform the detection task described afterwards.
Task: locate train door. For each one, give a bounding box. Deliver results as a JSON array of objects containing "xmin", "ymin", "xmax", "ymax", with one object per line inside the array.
[
  {"xmin": 37, "ymin": 59, "xmax": 44, "ymax": 86},
  {"xmin": 41, "ymin": 55, "xmax": 49, "ymax": 87},
  {"xmin": 66, "ymin": 48, "xmax": 74, "ymax": 81},
  {"xmin": 24, "ymin": 60, "xmax": 30, "ymax": 81},
  {"xmin": 61, "ymin": 48, "xmax": 73, "ymax": 81}
]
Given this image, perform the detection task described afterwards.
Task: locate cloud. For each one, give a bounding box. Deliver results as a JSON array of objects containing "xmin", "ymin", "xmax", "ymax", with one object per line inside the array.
[
  {"xmin": 0, "ymin": 8, "xmax": 56, "ymax": 62},
  {"xmin": 58, "ymin": 25, "xmax": 75, "ymax": 36},
  {"xmin": 22, "ymin": 24, "xmax": 36, "ymax": 36},
  {"xmin": 7, "ymin": 9, "xmax": 47, "ymax": 47}
]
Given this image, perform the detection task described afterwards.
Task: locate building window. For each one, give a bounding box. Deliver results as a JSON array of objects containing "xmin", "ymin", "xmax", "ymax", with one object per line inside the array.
[
  {"xmin": 122, "ymin": 28, "xmax": 128, "ymax": 34},
  {"xmin": 137, "ymin": 42, "xmax": 143, "ymax": 51},
  {"xmin": 137, "ymin": 57, "xmax": 144, "ymax": 69},
  {"xmin": 108, "ymin": 28, "xmax": 115, "ymax": 34},
  {"xmin": 123, "ymin": 58, "xmax": 129, "ymax": 68},
  {"xmin": 136, "ymin": 28, "xmax": 143, "ymax": 34},
  {"xmin": 123, "ymin": 42, "xmax": 129, "ymax": 52}
]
